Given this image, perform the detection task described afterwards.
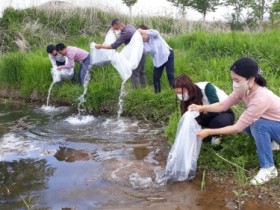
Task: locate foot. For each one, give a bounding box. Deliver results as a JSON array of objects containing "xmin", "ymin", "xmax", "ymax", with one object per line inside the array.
[
  {"xmin": 211, "ymin": 136, "xmax": 221, "ymax": 146},
  {"xmin": 271, "ymin": 141, "xmax": 280, "ymax": 151},
  {"xmin": 250, "ymin": 166, "xmax": 278, "ymax": 185}
]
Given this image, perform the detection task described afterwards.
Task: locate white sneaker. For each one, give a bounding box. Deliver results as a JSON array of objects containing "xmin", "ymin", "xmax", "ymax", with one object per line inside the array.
[
  {"xmin": 271, "ymin": 141, "xmax": 280, "ymax": 151},
  {"xmin": 250, "ymin": 166, "xmax": 278, "ymax": 185},
  {"xmin": 211, "ymin": 136, "xmax": 221, "ymax": 145}
]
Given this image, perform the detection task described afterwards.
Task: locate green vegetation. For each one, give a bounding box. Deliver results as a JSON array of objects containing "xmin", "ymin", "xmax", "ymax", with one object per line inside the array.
[{"xmin": 0, "ymin": 7, "xmax": 280, "ymax": 174}]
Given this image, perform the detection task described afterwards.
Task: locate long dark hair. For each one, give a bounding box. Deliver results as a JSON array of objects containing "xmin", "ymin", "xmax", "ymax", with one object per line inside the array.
[{"xmin": 174, "ymin": 74, "xmax": 203, "ymax": 118}]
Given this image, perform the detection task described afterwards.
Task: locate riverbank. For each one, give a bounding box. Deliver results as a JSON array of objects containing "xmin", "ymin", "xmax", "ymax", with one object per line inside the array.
[{"xmin": 1, "ymin": 7, "xmax": 280, "ymax": 208}]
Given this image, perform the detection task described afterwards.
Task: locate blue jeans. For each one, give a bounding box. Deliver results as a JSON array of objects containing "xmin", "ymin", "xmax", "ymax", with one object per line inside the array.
[
  {"xmin": 79, "ymin": 55, "xmax": 91, "ymax": 85},
  {"xmin": 244, "ymin": 118, "xmax": 280, "ymax": 168}
]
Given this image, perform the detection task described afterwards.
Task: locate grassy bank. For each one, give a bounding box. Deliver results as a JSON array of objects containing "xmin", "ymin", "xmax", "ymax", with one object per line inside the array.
[{"xmin": 1, "ymin": 8, "xmax": 280, "ymax": 175}]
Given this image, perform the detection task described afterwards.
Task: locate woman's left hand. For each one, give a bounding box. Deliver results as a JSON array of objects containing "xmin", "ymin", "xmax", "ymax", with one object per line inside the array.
[{"xmin": 196, "ymin": 129, "xmax": 211, "ymax": 140}]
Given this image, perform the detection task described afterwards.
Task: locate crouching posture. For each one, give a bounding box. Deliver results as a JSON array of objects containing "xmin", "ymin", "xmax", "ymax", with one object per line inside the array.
[
  {"xmin": 46, "ymin": 44, "xmax": 74, "ymax": 82},
  {"xmin": 190, "ymin": 58, "xmax": 280, "ymax": 185},
  {"xmin": 174, "ymin": 74, "xmax": 235, "ymax": 145}
]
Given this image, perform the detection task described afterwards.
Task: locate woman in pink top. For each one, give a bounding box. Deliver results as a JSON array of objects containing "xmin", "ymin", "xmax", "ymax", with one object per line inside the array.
[{"xmin": 189, "ymin": 57, "xmax": 280, "ymax": 185}]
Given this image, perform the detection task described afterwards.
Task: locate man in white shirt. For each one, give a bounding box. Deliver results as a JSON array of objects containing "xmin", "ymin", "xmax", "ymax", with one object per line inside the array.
[
  {"xmin": 138, "ymin": 25, "xmax": 174, "ymax": 93},
  {"xmin": 47, "ymin": 44, "xmax": 66, "ymax": 67}
]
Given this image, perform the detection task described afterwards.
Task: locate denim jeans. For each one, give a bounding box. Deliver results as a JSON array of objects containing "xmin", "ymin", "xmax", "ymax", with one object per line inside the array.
[
  {"xmin": 244, "ymin": 118, "xmax": 280, "ymax": 168},
  {"xmin": 79, "ymin": 55, "xmax": 91, "ymax": 85},
  {"xmin": 153, "ymin": 50, "xmax": 174, "ymax": 93}
]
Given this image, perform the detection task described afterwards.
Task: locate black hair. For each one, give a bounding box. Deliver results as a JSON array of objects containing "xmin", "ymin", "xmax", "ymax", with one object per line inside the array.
[
  {"xmin": 56, "ymin": 43, "xmax": 66, "ymax": 52},
  {"xmin": 138, "ymin": 24, "xmax": 149, "ymax": 30},
  {"xmin": 230, "ymin": 57, "xmax": 267, "ymax": 87},
  {"xmin": 46, "ymin": 44, "xmax": 56, "ymax": 53},
  {"xmin": 254, "ymin": 74, "xmax": 267, "ymax": 87},
  {"xmin": 111, "ymin": 19, "xmax": 122, "ymax": 26}
]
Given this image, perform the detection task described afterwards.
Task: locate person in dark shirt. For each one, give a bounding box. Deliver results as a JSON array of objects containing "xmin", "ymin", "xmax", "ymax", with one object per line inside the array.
[
  {"xmin": 95, "ymin": 19, "xmax": 146, "ymax": 88},
  {"xmin": 174, "ymin": 74, "xmax": 235, "ymax": 145}
]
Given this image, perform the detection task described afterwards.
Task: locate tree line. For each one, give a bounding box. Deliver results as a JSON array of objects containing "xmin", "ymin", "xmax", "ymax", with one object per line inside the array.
[{"xmin": 122, "ymin": 0, "xmax": 280, "ymax": 24}]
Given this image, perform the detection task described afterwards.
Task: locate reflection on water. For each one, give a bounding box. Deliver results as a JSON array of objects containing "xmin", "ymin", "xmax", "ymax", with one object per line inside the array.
[
  {"xmin": 0, "ymin": 102, "xmax": 275, "ymax": 210},
  {"xmin": 0, "ymin": 159, "xmax": 55, "ymax": 209},
  {"xmin": 54, "ymin": 146, "xmax": 96, "ymax": 162}
]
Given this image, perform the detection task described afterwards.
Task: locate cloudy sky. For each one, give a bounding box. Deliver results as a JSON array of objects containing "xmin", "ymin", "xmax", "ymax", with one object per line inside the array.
[{"xmin": 0, "ymin": 0, "xmax": 233, "ymax": 21}]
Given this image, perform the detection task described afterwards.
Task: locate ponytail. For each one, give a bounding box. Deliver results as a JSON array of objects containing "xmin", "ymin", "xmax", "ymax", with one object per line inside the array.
[{"xmin": 255, "ymin": 74, "xmax": 267, "ymax": 87}]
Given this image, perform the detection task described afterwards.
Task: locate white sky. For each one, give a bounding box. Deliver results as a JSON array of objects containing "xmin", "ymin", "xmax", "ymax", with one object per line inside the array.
[{"xmin": 0, "ymin": 0, "xmax": 233, "ymax": 21}]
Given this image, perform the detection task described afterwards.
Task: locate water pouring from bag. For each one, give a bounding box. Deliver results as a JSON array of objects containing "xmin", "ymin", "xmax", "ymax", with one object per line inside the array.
[{"xmin": 46, "ymin": 68, "xmax": 62, "ymax": 107}]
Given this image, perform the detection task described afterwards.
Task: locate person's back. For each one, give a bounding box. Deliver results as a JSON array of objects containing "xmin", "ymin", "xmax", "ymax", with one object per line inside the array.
[
  {"xmin": 64, "ymin": 46, "xmax": 89, "ymax": 69},
  {"xmin": 56, "ymin": 43, "xmax": 90, "ymax": 85},
  {"xmin": 195, "ymin": 81, "xmax": 228, "ymax": 105},
  {"xmin": 111, "ymin": 24, "xmax": 136, "ymax": 49},
  {"xmin": 143, "ymin": 29, "xmax": 171, "ymax": 68}
]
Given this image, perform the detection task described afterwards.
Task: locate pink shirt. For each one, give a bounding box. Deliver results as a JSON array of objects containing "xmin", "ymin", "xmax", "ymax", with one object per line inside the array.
[
  {"xmin": 64, "ymin": 46, "xmax": 89, "ymax": 69},
  {"xmin": 221, "ymin": 85, "xmax": 280, "ymax": 132}
]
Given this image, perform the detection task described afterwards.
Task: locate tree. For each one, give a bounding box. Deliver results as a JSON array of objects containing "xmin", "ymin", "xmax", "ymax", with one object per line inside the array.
[
  {"xmin": 270, "ymin": 0, "xmax": 280, "ymax": 22},
  {"xmin": 122, "ymin": 0, "xmax": 138, "ymax": 16},
  {"xmin": 249, "ymin": 0, "xmax": 272, "ymax": 23},
  {"xmin": 167, "ymin": 0, "xmax": 194, "ymax": 17},
  {"xmin": 223, "ymin": 0, "xmax": 252, "ymax": 22},
  {"xmin": 191, "ymin": 0, "xmax": 220, "ymax": 21}
]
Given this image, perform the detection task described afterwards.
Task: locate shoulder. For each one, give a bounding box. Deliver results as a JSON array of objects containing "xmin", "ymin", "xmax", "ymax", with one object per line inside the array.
[
  {"xmin": 195, "ymin": 81, "xmax": 209, "ymax": 89},
  {"xmin": 124, "ymin": 24, "xmax": 136, "ymax": 32},
  {"xmin": 251, "ymin": 86, "xmax": 276, "ymax": 102}
]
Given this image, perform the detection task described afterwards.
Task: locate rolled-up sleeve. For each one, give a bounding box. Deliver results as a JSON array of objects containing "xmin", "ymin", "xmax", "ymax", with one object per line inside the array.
[{"xmin": 147, "ymin": 29, "xmax": 160, "ymax": 38}]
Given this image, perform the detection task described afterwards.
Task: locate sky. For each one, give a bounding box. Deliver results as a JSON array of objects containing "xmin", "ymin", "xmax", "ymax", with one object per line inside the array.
[{"xmin": 0, "ymin": 0, "xmax": 234, "ymax": 21}]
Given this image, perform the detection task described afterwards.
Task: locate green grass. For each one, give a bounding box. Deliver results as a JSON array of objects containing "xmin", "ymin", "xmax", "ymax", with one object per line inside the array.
[{"xmin": 0, "ymin": 8, "xmax": 280, "ymax": 172}]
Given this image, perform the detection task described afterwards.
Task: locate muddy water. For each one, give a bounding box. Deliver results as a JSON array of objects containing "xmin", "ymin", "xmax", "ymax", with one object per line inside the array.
[{"xmin": 0, "ymin": 102, "xmax": 276, "ymax": 210}]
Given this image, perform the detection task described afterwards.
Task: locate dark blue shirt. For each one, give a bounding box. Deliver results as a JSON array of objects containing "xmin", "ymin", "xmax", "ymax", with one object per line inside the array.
[{"xmin": 111, "ymin": 24, "xmax": 136, "ymax": 49}]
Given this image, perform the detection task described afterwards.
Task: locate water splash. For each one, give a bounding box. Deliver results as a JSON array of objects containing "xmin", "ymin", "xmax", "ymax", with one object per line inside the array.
[
  {"xmin": 41, "ymin": 105, "xmax": 59, "ymax": 113},
  {"xmin": 77, "ymin": 67, "xmax": 92, "ymax": 117},
  {"xmin": 129, "ymin": 172, "xmax": 153, "ymax": 189},
  {"xmin": 117, "ymin": 80, "xmax": 127, "ymax": 119},
  {"xmin": 154, "ymin": 167, "xmax": 168, "ymax": 186},
  {"xmin": 64, "ymin": 115, "xmax": 95, "ymax": 125},
  {"xmin": 46, "ymin": 82, "xmax": 55, "ymax": 107}
]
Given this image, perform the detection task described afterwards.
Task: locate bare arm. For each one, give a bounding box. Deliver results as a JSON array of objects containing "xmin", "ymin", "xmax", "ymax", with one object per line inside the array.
[
  {"xmin": 95, "ymin": 44, "xmax": 113, "ymax": 49},
  {"xmin": 197, "ymin": 125, "xmax": 240, "ymax": 140}
]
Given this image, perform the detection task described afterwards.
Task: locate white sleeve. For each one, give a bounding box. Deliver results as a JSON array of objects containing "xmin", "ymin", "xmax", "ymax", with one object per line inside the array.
[
  {"xmin": 65, "ymin": 56, "xmax": 69, "ymax": 65},
  {"xmin": 48, "ymin": 54, "xmax": 57, "ymax": 68}
]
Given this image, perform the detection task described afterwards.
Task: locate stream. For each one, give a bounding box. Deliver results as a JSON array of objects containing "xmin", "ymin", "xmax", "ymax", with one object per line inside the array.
[{"xmin": 0, "ymin": 102, "xmax": 277, "ymax": 210}]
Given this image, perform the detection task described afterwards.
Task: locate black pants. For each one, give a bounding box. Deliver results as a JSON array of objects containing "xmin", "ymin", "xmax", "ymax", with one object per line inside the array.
[
  {"xmin": 56, "ymin": 61, "xmax": 65, "ymax": 66},
  {"xmin": 131, "ymin": 52, "xmax": 146, "ymax": 89},
  {"xmin": 153, "ymin": 50, "xmax": 174, "ymax": 93},
  {"xmin": 200, "ymin": 109, "xmax": 235, "ymax": 129}
]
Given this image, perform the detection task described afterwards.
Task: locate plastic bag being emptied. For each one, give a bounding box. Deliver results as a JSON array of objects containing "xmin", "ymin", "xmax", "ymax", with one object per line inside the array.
[{"xmin": 160, "ymin": 111, "xmax": 202, "ymax": 183}]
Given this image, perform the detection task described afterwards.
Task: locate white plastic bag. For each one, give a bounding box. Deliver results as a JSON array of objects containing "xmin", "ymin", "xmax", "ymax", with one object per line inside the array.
[
  {"xmin": 51, "ymin": 67, "xmax": 74, "ymax": 83},
  {"xmin": 90, "ymin": 29, "xmax": 117, "ymax": 66},
  {"xmin": 165, "ymin": 111, "xmax": 202, "ymax": 182},
  {"xmin": 111, "ymin": 31, "xmax": 143, "ymax": 82},
  {"xmin": 90, "ymin": 30, "xmax": 144, "ymax": 82}
]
